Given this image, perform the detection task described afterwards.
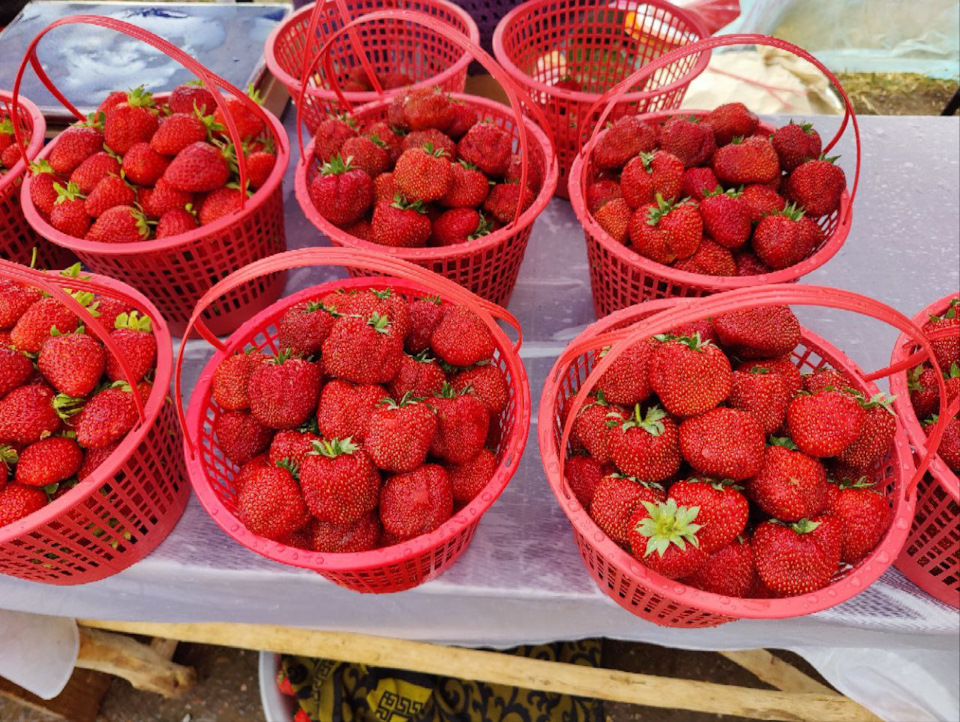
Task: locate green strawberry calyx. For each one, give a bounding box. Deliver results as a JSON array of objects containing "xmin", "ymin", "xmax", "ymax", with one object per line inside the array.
[
  {"xmin": 830, "ymin": 476, "xmax": 875, "ymax": 491},
  {"xmin": 53, "ymin": 181, "xmax": 85, "ymax": 204},
  {"xmin": 621, "ymin": 404, "xmax": 667, "ymax": 437},
  {"xmin": 436, "ymin": 382, "xmax": 473, "ymax": 399},
  {"xmin": 270, "ymin": 349, "xmax": 293, "ymax": 365},
  {"xmin": 53, "ymin": 394, "xmax": 85, "ymax": 420},
  {"xmin": 419, "ymin": 294, "xmax": 443, "ymax": 305},
  {"xmin": 381, "ymin": 391, "xmax": 424, "ymax": 410},
  {"xmin": 907, "ymin": 365, "xmax": 926, "ymax": 391},
  {"xmin": 309, "ymin": 437, "xmax": 359, "ymax": 458},
  {"xmin": 114, "ymin": 310, "xmax": 153, "ymax": 333},
  {"xmin": 583, "ymin": 390, "xmax": 610, "ymax": 411},
  {"xmin": 390, "ymin": 193, "xmax": 428, "ymax": 215},
  {"xmin": 29, "ymin": 159, "xmax": 55, "ymax": 176},
  {"xmin": 458, "ymin": 160, "xmax": 479, "ymax": 171},
  {"xmin": 125, "ymin": 85, "xmax": 155, "ymax": 110},
  {"xmin": 468, "ymin": 212, "xmax": 492, "ymax": 241},
  {"xmin": 923, "ymin": 414, "xmax": 939, "ymax": 427},
  {"xmin": 788, "ymin": 120, "xmax": 817, "ymax": 135},
  {"xmin": 371, "ymin": 288, "xmax": 395, "ymax": 301},
  {"xmin": 637, "ymin": 151, "xmax": 656, "ymax": 173},
  {"xmin": 275, "ymin": 457, "xmax": 300, "ymax": 479},
  {"xmin": 366, "ymin": 312, "xmax": 392, "ymax": 335},
  {"xmin": 748, "ymin": 365, "xmax": 771, "ymax": 375},
  {"xmin": 948, "ymin": 362, "xmax": 960, "ymax": 380},
  {"xmin": 368, "ymin": 134, "xmax": 389, "ymax": 150},
  {"xmin": 0, "ymin": 118, "xmax": 14, "ymax": 135},
  {"xmin": 859, "ymin": 392, "xmax": 896, "ymax": 414},
  {"xmin": 634, "ymin": 499, "xmax": 702, "ymax": 558},
  {"xmin": 645, "ymin": 193, "xmax": 676, "ymax": 227},
  {"xmin": 304, "ymin": 300, "xmax": 337, "ymax": 317},
  {"xmin": 703, "ymin": 185, "xmax": 742, "ymax": 199},
  {"xmin": 687, "ymin": 476, "xmax": 742, "ymax": 492},
  {"xmin": 320, "ymin": 154, "xmax": 355, "ymax": 176},
  {"xmin": 768, "ymin": 435, "xmax": 798, "ymax": 450},
  {"xmin": 421, "ymin": 142, "xmax": 448, "ymax": 159},
  {"xmin": 245, "ymin": 83, "xmax": 265, "ymax": 106},
  {"xmin": 411, "ymin": 349, "xmax": 436, "ymax": 364},
  {"xmin": 80, "ymin": 111, "xmax": 106, "ymax": 131},
  {"xmin": 0, "ymin": 445, "xmax": 18, "ymax": 467},
  {"xmin": 673, "ymin": 332, "xmax": 711, "ymax": 353},
  {"xmin": 785, "ymin": 518, "xmax": 821, "ymax": 535},
  {"xmin": 770, "ymin": 202, "xmax": 805, "ymax": 221}
]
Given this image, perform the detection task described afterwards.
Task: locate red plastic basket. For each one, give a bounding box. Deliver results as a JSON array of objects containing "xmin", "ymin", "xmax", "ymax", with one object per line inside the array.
[
  {"xmin": 0, "ymin": 259, "xmax": 189, "ymax": 585},
  {"xmin": 294, "ymin": 11, "xmax": 558, "ymax": 307},
  {"xmin": 537, "ymin": 285, "xmax": 946, "ymax": 628},
  {"xmin": 0, "ymin": 90, "xmax": 75, "ymax": 269},
  {"xmin": 12, "ymin": 16, "xmax": 290, "ymax": 336},
  {"xmin": 569, "ymin": 34, "xmax": 861, "ymax": 318},
  {"xmin": 494, "ymin": 0, "xmax": 710, "ymax": 198},
  {"xmin": 888, "ymin": 293, "xmax": 960, "ymax": 608},
  {"xmin": 177, "ymin": 248, "xmax": 531, "ymax": 593},
  {"xmin": 265, "ymin": 0, "xmax": 478, "ymax": 136}
]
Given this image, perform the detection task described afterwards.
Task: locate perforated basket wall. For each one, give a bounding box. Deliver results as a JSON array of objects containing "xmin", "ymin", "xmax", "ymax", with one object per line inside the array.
[
  {"xmin": 265, "ymin": 0, "xmax": 478, "ymax": 135},
  {"xmin": 0, "ymin": 269, "xmax": 189, "ymax": 585},
  {"xmin": 494, "ymin": 0, "xmax": 709, "ymax": 198}
]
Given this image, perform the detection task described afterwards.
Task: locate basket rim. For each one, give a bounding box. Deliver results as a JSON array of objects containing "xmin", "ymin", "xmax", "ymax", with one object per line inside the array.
[
  {"xmin": 492, "ymin": 0, "xmax": 712, "ymax": 104},
  {"xmin": 184, "ymin": 275, "xmax": 532, "ymax": 575},
  {"xmin": 18, "ymin": 92, "xmax": 290, "ymax": 256},
  {"xmin": 0, "ymin": 271, "xmax": 174, "ymax": 545},
  {"xmin": 0, "ymin": 90, "xmax": 46, "ymax": 196},
  {"xmin": 889, "ymin": 292, "xmax": 960, "ymax": 499},
  {"xmin": 568, "ymin": 109, "xmax": 853, "ymax": 293},
  {"xmin": 264, "ymin": 0, "xmax": 480, "ymax": 107},
  {"xmin": 537, "ymin": 299, "xmax": 916, "ymax": 620},
  {"xmin": 294, "ymin": 92, "xmax": 558, "ymax": 261}
]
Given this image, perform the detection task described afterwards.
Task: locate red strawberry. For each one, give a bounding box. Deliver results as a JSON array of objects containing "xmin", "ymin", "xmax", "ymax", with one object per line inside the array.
[
  {"xmin": 0, "ymin": 386, "xmax": 61, "ymax": 444},
  {"xmin": 754, "ymin": 514, "xmax": 842, "ymax": 596},
  {"xmin": 245, "ymin": 148, "xmax": 276, "ymax": 190},
  {"xmin": 156, "ymin": 208, "xmax": 198, "ymax": 238},
  {"xmin": 401, "ymin": 129, "xmax": 457, "ymax": 159},
  {"xmin": 927, "ymin": 414, "xmax": 960, "ymax": 472},
  {"xmin": 649, "ymin": 333, "xmax": 732, "ymax": 417},
  {"xmin": 504, "ymin": 152, "xmax": 544, "ymax": 190},
  {"xmin": 212, "ymin": 349, "xmax": 264, "ymax": 411},
  {"xmin": 739, "ymin": 357, "xmax": 803, "ymax": 397},
  {"xmin": 11, "ymin": 298, "xmax": 79, "ymax": 353},
  {"xmin": 28, "ymin": 161, "xmax": 61, "ymax": 217},
  {"xmin": 596, "ymin": 338, "xmax": 654, "ymax": 406},
  {"xmin": 431, "ymin": 208, "xmax": 490, "ymax": 246},
  {"xmin": 825, "ymin": 478, "xmax": 890, "ymax": 564},
  {"xmin": 104, "ymin": 311, "xmax": 156, "ymax": 382},
  {"xmin": 740, "ymin": 184, "xmax": 787, "ymax": 223},
  {"xmin": 0, "ymin": 143, "xmax": 24, "ymax": 170},
  {"xmin": 15, "ymin": 437, "xmax": 83, "ymax": 487},
  {"xmin": 431, "ymin": 306, "xmax": 495, "ymax": 367},
  {"xmin": 670, "ymin": 318, "xmax": 719, "ymax": 345},
  {"xmin": 214, "ymin": 410, "xmax": 272, "ymax": 465},
  {"xmin": 150, "ymin": 112, "xmax": 210, "ymax": 156},
  {"xmin": 700, "ymin": 188, "xmax": 751, "ymax": 249},
  {"xmin": 0, "ymin": 282, "xmax": 43, "ymax": 330},
  {"xmin": 247, "ymin": 353, "xmax": 322, "ymax": 429},
  {"xmin": 96, "ymin": 91, "xmax": 127, "ymax": 118},
  {"xmin": 586, "ymin": 179, "xmax": 622, "ymax": 213},
  {"xmin": 406, "ymin": 296, "xmax": 444, "ymax": 354},
  {"xmin": 50, "ymin": 182, "xmax": 92, "ymax": 238},
  {"xmin": 658, "ymin": 116, "xmax": 716, "ymax": 168},
  {"xmin": 620, "ymin": 151, "xmax": 684, "ymax": 208},
  {"xmin": 316, "ymin": 380, "xmax": 387, "ymax": 442},
  {"xmin": 84, "ymin": 175, "xmax": 136, "ymax": 219},
  {"xmin": 673, "ymin": 238, "xmax": 737, "ymax": 276},
  {"xmin": 787, "ymin": 390, "xmax": 866, "ymax": 458},
  {"xmin": 371, "ymin": 195, "xmax": 431, "ymax": 248},
  {"xmin": 69, "ymin": 151, "xmax": 120, "ymax": 194},
  {"xmin": 628, "ymin": 498, "xmax": 708, "ymax": 579},
  {"xmin": 802, "ymin": 368, "xmax": 855, "ymax": 396},
  {"xmin": 751, "ymin": 205, "xmax": 815, "ymax": 269},
  {"xmin": 783, "ymin": 158, "xmax": 846, "ymax": 218},
  {"xmin": 679, "ymin": 408, "xmax": 765, "ymax": 481},
  {"xmin": 609, "ymin": 404, "xmax": 681, "ymax": 482},
  {"xmin": 771, "ymin": 121, "xmax": 822, "ymax": 172},
  {"xmin": 668, "ymin": 478, "xmax": 749, "ymax": 553},
  {"xmin": 373, "ymin": 172, "xmax": 397, "ymax": 203},
  {"xmin": 457, "ymin": 122, "xmax": 512, "ymax": 176},
  {"xmin": 267, "ymin": 428, "xmax": 320, "ymax": 470},
  {"xmin": 74, "ymin": 382, "xmax": 150, "ymax": 449},
  {"xmin": 713, "ymin": 136, "xmax": 780, "ymax": 186},
  {"xmin": 361, "ymin": 288, "xmax": 411, "ymax": 340},
  {"xmin": 449, "ymin": 448, "xmax": 497, "ymax": 504},
  {"xmin": 429, "ymin": 384, "xmax": 490, "ymax": 463},
  {"xmin": 447, "ymin": 102, "xmax": 477, "ymax": 139},
  {"xmin": 313, "ymin": 115, "xmax": 358, "ymax": 163},
  {"xmin": 0, "ymin": 346, "xmax": 33, "ymax": 398},
  {"xmin": 451, "ymin": 364, "xmax": 509, "ymax": 414},
  {"xmin": 685, "ymin": 536, "xmax": 756, "ymax": 597},
  {"xmin": 104, "ymin": 87, "xmax": 159, "ymax": 154},
  {"xmin": 735, "ymin": 251, "xmax": 773, "ymax": 276},
  {"xmin": 483, "ymin": 183, "xmax": 535, "ymax": 225},
  {"xmin": 168, "ymin": 83, "xmax": 216, "ymax": 116},
  {"xmin": 706, "ymin": 103, "xmax": 758, "ymax": 146},
  {"xmin": 37, "ymin": 332, "xmax": 105, "ymax": 398},
  {"xmin": 629, "ymin": 195, "xmax": 702, "ymax": 264},
  {"xmin": 0, "ymin": 483, "xmax": 47, "ymax": 528},
  {"xmin": 365, "ymin": 121, "xmax": 404, "ymax": 163},
  {"xmin": 236, "ymin": 462, "xmax": 310, "ymax": 541},
  {"xmin": 728, "ymin": 368, "xmax": 790, "ymax": 433},
  {"xmin": 564, "ymin": 454, "xmax": 607, "ymax": 507},
  {"xmin": 87, "ymin": 205, "xmax": 150, "ymax": 243},
  {"xmin": 0, "ymin": 445, "xmax": 17, "ymax": 486},
  {"xmin": 394, "ymin": 145, "xmax": 452, "ymax": 203},
  {"xmin": 308, "ymin": 155, "xmax": 374, "ymax": 228},
  {"xmin": 299, "ymin": 438, "xmax": 380, "ymax": 525},
  {"xmin": 310, "ymin": 511, "xmax": 380, "ymax": 553},
  {"xmin": 198, "ymin": 187, "xmax": 245, "ymax": 226},
  {"xmin": 322, "ymin": 313, "xmax": 402, "ymax": 385},
  {"xmin": 389, "ymin": 352, "xmax": 446, "ymax": 399},
  {"xmin": 836, "ymin": 394, "xmax": 897, "ymax": 469},
  {"xmin": 365, "ymin": 394, "xmax": 437, "ymax": 472},
  {"xmin": 339, "ymin": 135, "xmax": 389, "ymax": 179},
  {"xmin": 923, "ymin": 299, "xmax": 960, "ymax": 369},
  {"xmin": 395, "ymin": 88, "xmax": 455, "ymax": 132},
  {"xmin": 121, "ymin": 142, "xmax": 169, "ymax": 186},
  {"xmin": 572, "ymin": 394, "xmax": 627, "ymax": 464},
  {"xmin": 747, "ymin": 440, "xmax": 829, "ymax": 521},
  {"xmin": 680, "ymin": 166, "xmax": 720, "ymax": 202},
  {"xmin": 441, "ymin": 161, "xmax": 490, "ymax": 208},
  {"xmin": 49, "ymin": 125, "xmax": 104, "ymax": 175},
  {"xmin": 594, "ymin": 198, "xmax": 631, "ymax": 244},
  {"xmin": 908, "ymin": 365, "xmax": 944, "ymax": 419},
  {"xmin": 592, "ymin": 116, "xmax": 657, "ymax": 170},
  {"xmin": 278, "ymin": 300, "xmax": 336, "ymax": 357},
  {"xmin": 140, "ymin": 177, "xmax": 193, "ymax": 219},
  {"xmin": 163, "ymin": 142, "xmax": 230, "ymax": 193},
  {"xmin": 589, "ymin": 473, "xmax": 665, "ymax": 546},
  {"xmin": 714, "ymin": 305, "xmax": 801, "ymax": 359},
  {"xmin": 213, "ymin": 90, "xmax": 265, "ymax": 141},
  {"xmin": 380, "ymin": 463, "xmax": 453, "ymax": 541}
]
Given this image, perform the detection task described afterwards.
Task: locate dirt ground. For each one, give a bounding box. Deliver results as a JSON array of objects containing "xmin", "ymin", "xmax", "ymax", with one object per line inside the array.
[{"xmin": 835, "ymin": 72, "xmax": 957, "ymax": 115}]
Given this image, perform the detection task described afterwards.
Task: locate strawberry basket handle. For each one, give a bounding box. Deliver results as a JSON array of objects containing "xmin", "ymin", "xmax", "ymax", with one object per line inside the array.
[
  {"xmin": 175, "ymin": 248, "xmax": 524, "ymax": 458},
  {"xmin": 553, "ymin": 285, "xmax": 948, "ymax": 503},
  {"xmin": 10, "ymin": 15, "xmax": 288, "ymax": 210},
  {"xmin": 864, "ymin": 324, "xmax": 960, "ymax": 381},
  {"xmin": 295, "ymin": 9, "xmax": 557, "ymax": 227},
  {"xmin": 576, "ymin": 33, "xmax": 861, "ymax": 211},
  {"xmin": 0, "ymin": 259, "xmax": 151, "ymax": 423}
]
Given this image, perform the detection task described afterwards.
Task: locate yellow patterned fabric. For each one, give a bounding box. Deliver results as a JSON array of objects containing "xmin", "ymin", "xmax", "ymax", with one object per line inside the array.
[{"xmin": 281, "ymin": 641, "xmax": 603, "ymax": 722}]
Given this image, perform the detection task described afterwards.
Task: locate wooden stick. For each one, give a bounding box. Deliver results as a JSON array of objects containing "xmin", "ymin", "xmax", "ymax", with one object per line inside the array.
[
  {"xmin": 79, "ymin": 620, "xmax": 877, "ymax": 722},
  {"xmin": 721, "ymin": 650, "xmax": 835, "ymax": 694},
  {"xmin": 149, "ymin": 638, "xmax": 179, "ymax": 661},
  {"xmin": 75, "ymin": 627, "xmax": 195, "ymax": 699}
]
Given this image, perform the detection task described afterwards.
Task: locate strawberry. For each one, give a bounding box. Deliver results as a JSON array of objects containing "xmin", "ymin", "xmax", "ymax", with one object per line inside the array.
[
  {"xmin": 728, "ymin": 368, "xmax": 790, "ymax": 433},
  {"xmin": 316, "ymin": 380, "xmax": 387, "ymax": 442},
  {"xmin": 140, "ymin": 177, "xmax": 193, "ymax": 219},
  {"xmin": 84, "ymin": 176, "xmax": 136, "ymax": 219},
  {"xmin": 15, "ymin": 437, "xmax": 83, "ymax": 487},
  {"xmin": 365, "ymin": 394, "xmax": 437, "ymax": 472},
  {"xmin": 735, "ymin": 251, "xmax": 772, "ymax": 276},
  {"xmin": 87, "ymin": 205, "xmax": 150, "ymax": 242},
  {"xmin": 609, "ymin": 404, "xmax": 681, "ymax": 482},
  {"xmin": 104, "ymin": 86, "xmax": 159, "ymax": 154},
  {"xmin": 212, "ymin": 88, "xmax": 265, "ymax": 140},
  {"xmin": 483, "ymin": 183, "xmax": 535, "ymax": 225},
  {"xmin": 680, "ymin": 166, "xmax": 720, "ymax": 202},
  {"xmin": 322, "ymin": 313, "xmax": 402, "ymax": 385},
  {"xmin": 395, "ymin": 88, "xmax": 455, "ymax": 132},
  {"xmin": 49, "ymin": 125, "xmax": 104, "ymax": 175},
  {"xmin": 429, "ymin": 384, "xmax": 490, "ymax": 463},
  {"xmin": 394, "ymin": 145, "xmax": 452, "ymax": 202},
  {"xmin": 787, "ymin": 390, "xmax": 866, "ymax": 458},
  {"xmin": 706, "ymin": 103, "xmax": 758, "ymax": 146},
  {"xmin": 504, "ymin": 153, "xmax": 544, "ymax": 191},
  {"xmin": 313, "ymin": 115, "xmax": 357, "ymax": 163},
  {"xmin": 248, "ymin": 353, "xmax": 322, "ymax": 429},
  {"xmin": 451, "ymin": 364, "xmax": 509, "ymax": 414},
  {"xmin": 747, "ymin": 440, "xmax": 828, "ymax": 521},
  {"xmin": 564, "ymin": 454, "xmax": 607, "ymax": 507},
  {"xmin": 431, "ymin": 208, "xmax": 490, "ymax": 246},
  {"xmin": 685, "ymin": 536, "xmax": 756, "ymax": 597},
  {"xmin": 740, "ymin": 184, "xmax": 786, "ymax": 223},
  {"xmin": 169, "ymin": 83, "xmax": 216, "ymax": 116},
  {"xmin": 379, "ymin": 464, "xmax": 453, "ymax": 541},
  {"xmin": 668, "ymin": 478, "xmax": 749, "ymax": 553},
  {"xmin": 802, "ymin": 368, "xmax": 855, "ymax": 396},
  {"xmin": 401, "ymin": 129, "xmax": 457, "ymax": 159},
  {"xmin": 589, "ymin": 473, "xmax": 665, "ymax": 546},
  {"xmin": 430, "ymin": 306, "xmax": 495, "ymax": 367},
  {"xmin": 0, "ymin": 143, "xmax": 24, "ymax": 170},
  {"xmin": 213, "ymin": 410, "xmax": 272, "ymax": 465},
  {"xmin": 927, "ymin": 414, "xmax": 959, "ymax": 472},
  {"xmin": 670, "ymin": 318, "xmax": 719, "ymax": 344},
  {"xmin": 74, "ymin": 381, "xmax": 150, "ymax": 449},
  {"xmin": 150, "ymin": 112, "xmax": 210, "ymax": 156},
  {"xmin": 441, "ymin": 161, "xmax": 490, "ymax": 208},
  {"xmin": 836, "ymin": 394, "xmax": 896, "ymax": 469},
  {"xmin": 37, "ymin": 332, "xmax": 104, "ymax": 398},
  {"xmin": 0, "ymin": 282, "xmax": 41, "ymax": 331},
  {"xmin": 299, "ymin": 438, "xmax": 380, "ymax": 525},
  {"xmin": 373, "ymin": 172, "xmax": 397, "ymax": 203},
  {"xmin": 275, "ymin": 668, "xmax": 295, "ymax": 696},
  {"xmin": 596, "ymin": 338, "xmax": 654, "ymax": 406},
  {"xmin": 923, "ymin": 299, "xmax": 960, "ymax": 369},
  {"xmin": 0, "ymin": 484, "xmax": 47, "ymax": 528},
  {"xmin": 50, "ymin": 182, "xmax": 92, "ymax": 238},
  {"xmin": 713, "ymin": 136, "xmax": 780, "ymax": 186},
  {"xmin": 11, "ymin": 298, "xmax": 79, "ymax": 353},
  {"xmin": 783, "ymin": 158, "xmax": 846, "ymax": 217},
  {"xmin": 212, "ymin": 349, "xmax": 264, "ymax": 411},
  {"xmin": 447, "ymin": 102, "xmax": 478, "ymax": 139},
  {"xmin": 753, "ymin": 514, "xmax": 842, "ymax": 596},
  {"xmin": 738, "ymin": 357, "xmax": 803, "ymax": 397},
  {"xmin": 449, "ymin": 448, "xmax": 497, "ymax": 504},
  {"xmin": 339, "ymin": 135, "xmax": 389, "ymax": 179},
  {"xmin": 278, "ymin": 300, "xmax": 336, "ymax": 357},
  {"xmin": 0, "ymin": 346, "xmax": 33, "ymax": 398},
  {"xmin": 236, "ymin": 462, "xmax": 310, "ymax": 542},
  {"xmin": 245, "ymin": 147, "xmax": 276, "ymax": 190},
  {"xmin": 69, "ymin": 151, "xmax": 120, "ymax": 195},
  {"xmin": 679, "ymin": 408, "xmax": 765, "ymax": 481},
  {"xmin": 649, "ymin": 333, "xmax": 732, "ymax": 417},
  {"xmin": 700, "ymin": 188, "xmax": 751, "ymax": 249},
  {"xmin": 121, "ymin": 142, "xmax": 169, "ymax": 186},
  {"xmin": 628, "ymin": 499, "xmax": 708, "ymax": 579},
  {"xmin": 156, "ymin": 208, "xmax": 198, "ymax": 238},
  {"xmin": 268, "ymin": 429, "xmax": 320, "ymax": 470},
  {"xmin": 594, "ymin": 198, "xmax": 631, "ymax": 244},
  {"xmin": 586, "ymin": 179, "xmax": 622, "ymax": 213},
  {"xmin": 104, "ymin": 311, "xmax": 156, "ymax": 382},
  {"xmin": 825, "ymin": 477, "xmax": 890, "ymax": 564},
  {"xmin": 371, "ymin": 195, "xmax": 431, "ymax": 248},
  {"xmin": 28, "ymin": 161, "xmax": 61, "ymax": 217},
  {"xmin": 198, "ymin": 187, "xmax": 244, "ymax": 225},
  {"xmin": 658, "ymin": 115, "xmax": 716, "ymax": 168},
  {"xmin": 714, "ymin": 305, "xmax": 801, "ymax": 359},
  {"xmin": 389, "ymin": 352, "xmax": 446, "ymax": 399},
  {"xmin": 572, "ymin": 393, "xmax": 627, "ymax": 464},
  {"xmin": 310, "ymin": 511, "xmax": 381, "ymax": 553},
  {"xmin": 365, "ymin": 121, "xmax": 404, "ymax": 163},
  {"xmin": 771, "ymin": 121, "xmax": 822, "ymax": 172},
  {"xmin": 362, "ymin": 288, "xmax": 411, "ymax": 340},
  {"xmin": 751, "ymin": 204, "xmax": 814, "ymax": 269},
  {"xmin": 457, "ymin": 122, "xmax": 513, "ymax": 176},
  {"xmin": 0, "ymin": 445, "xmax": 16, "ymax": 486},
  {"xmin": 620, "ymin": 151, "xmax": 684, "ymax": 208},
  {"xmin": 592, "ymin": 116, "xmax": 657, "ymax": 170},
  {"xmin": 163, "ymin": 142, "xmax": 230, "ymax": 193},
  {"xmin": 673, "ymin": 239, "xmax": 737, "ymax": 276},
  {"xmin": 908, "ymin": 365, "xmax": 944, "ymax": 419},
  {"xmin": 406, "ymin": 296, "xmax": 444, "ymax": 354},
  {"xmin": 629, "ymin": 195, "xmax": 702, "ymax": 264}
]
